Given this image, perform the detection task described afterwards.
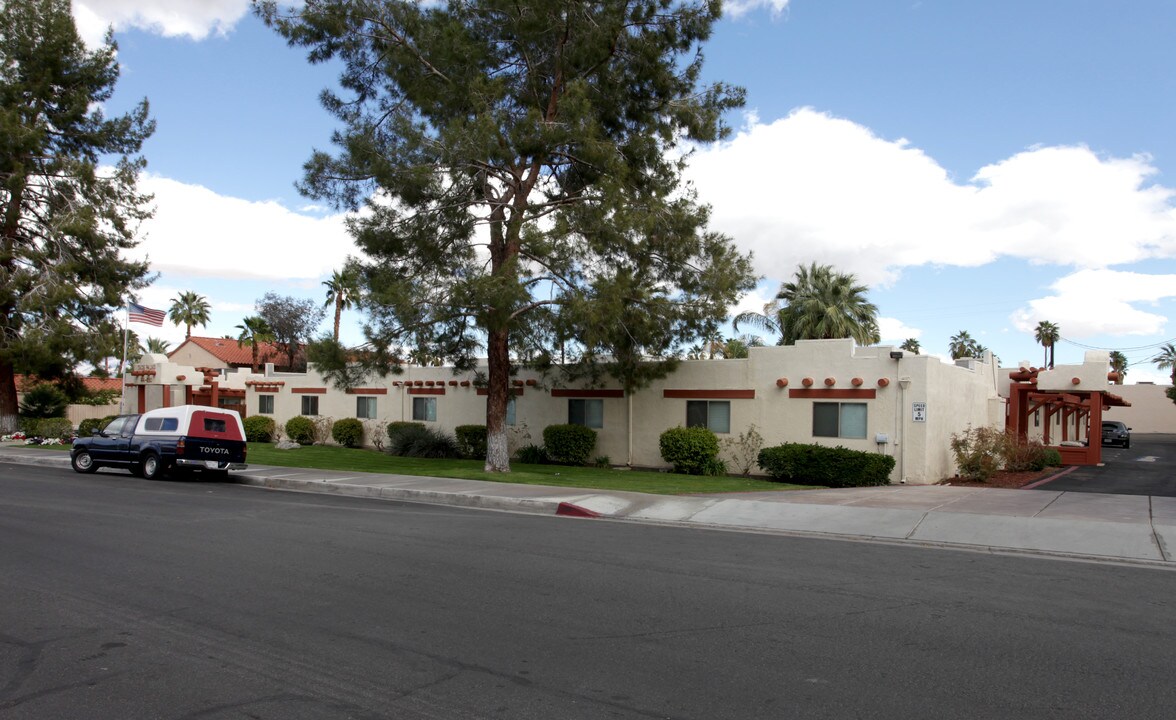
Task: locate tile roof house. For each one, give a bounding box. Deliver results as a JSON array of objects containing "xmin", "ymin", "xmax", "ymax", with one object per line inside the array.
[{"xmin": 168, "ymin": 336, "xmax": 305, "ymax": 372}]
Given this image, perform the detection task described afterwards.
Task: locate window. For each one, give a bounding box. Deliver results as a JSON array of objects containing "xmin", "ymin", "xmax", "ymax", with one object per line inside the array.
[
  {"xmin": 813, "ymin": 402, "xmax": 867, "ymax": 439},
  {"xmin": 357, "ymin": 396, "xmax": 377, "ymax": 419},
  {"xmin": 506, "ymin": 397, "xmax": 516, "ymax": 426},
  {"xmin": 258, "ymin": 395, "xmax": 274, "ymax": 414},
  {"xmin": 143, "ymin": 417, "xmax": 179, "ymax": 432},
  {"xmin": 568, "ymin": 399, "xmax": 603, "ymax": 429},
  {"xmin": 301, "ymin": 395, "xmax": 319, "ymax": 416},
  {"xmin": 204, "ymin": 417, "xmax": 227, "ymax": 433},
  {"xmin": 103, "ymin": 416, "xmax": 130, "ymax": 436},
  {"xmin": 686, "ymin": 401, "xmax": 731, "ymax": 434},
  {"xmin": 412, "ymin": 397, "xmax": 437, "ymax": 422}
]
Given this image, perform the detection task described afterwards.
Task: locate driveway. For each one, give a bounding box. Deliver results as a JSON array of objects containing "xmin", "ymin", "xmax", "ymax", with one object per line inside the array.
[{"xmin": 1033, "ymin": 433, "xmax": 1176, "ymax": 497}]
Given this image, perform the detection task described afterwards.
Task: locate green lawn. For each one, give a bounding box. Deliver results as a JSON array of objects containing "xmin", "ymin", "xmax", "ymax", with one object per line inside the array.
[
  {"xmin": 245, "ymin": 443, "xmax": 817, "ymax": 495},
  {"xmin": 10, "ymin": 440, "xmax": 816, "ymax": 495}
]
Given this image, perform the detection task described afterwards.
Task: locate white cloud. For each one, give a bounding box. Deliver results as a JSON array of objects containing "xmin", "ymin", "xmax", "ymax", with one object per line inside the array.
[
  {"xmin": 1010, "ymin": 269, "xmax": 1176, "ymax": 338},
  {"xmin": 877, "ymin": 317, "xmax": 921, "ymax": 343},
  {"xmin": 724, "ymin": 0, "xmax": 791, "ymax": 19},
  {"xmin": 74, "ymin": 0, "xmax": 250, "ymax": 46},
  {"xmin": 688, "ymin": 108, "xmax": 1176, "ymax": 289},
  {"xmin": 129, "ymin": 174, "xmax": 354, "ymax": 282}
]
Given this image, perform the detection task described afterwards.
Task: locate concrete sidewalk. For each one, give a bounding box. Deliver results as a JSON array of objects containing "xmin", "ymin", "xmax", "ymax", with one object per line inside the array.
[{"xmin": 3, "ymin": 445, "xmax": 1174, "ymax": 567}]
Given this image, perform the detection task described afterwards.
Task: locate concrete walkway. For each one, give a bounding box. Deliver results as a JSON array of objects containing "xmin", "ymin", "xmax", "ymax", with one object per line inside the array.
[{"xmin": 3, "ymin": 445, "xmax": 1174, "ymax": 567}]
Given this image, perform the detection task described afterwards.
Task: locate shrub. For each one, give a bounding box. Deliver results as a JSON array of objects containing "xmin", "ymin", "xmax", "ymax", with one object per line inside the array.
[
  {"xmin": 331, "ymin": 418, "xmax": 364, "ymax": 448},
  {"xmin": 386, "ymin": 421, "xmax": 425, "ymax": 445},
  {"xmin": 18, "ymin": 383, "xmax": 68, "ymax": 419},
  {"xmin": 757, "ymin": 443, "xmax": 894, "ymax": 487},
  {"xmin": 363, "ymin": 420, "xmax": 386, "ymax": 451},
  {"xmin": 1004, "ymin": 437, "xmax": 1048, "ymax": 473},
  {"xmin": 285, "ymin": 416, "xmax": 315, "ymax": 445},
  {"xmin": 659, "ymin": 426, "xmax": 721, "ymax": 475},
  {"xmin": 243, "ymin": 415, "xmax": 276, "ymax": 443},
  {"xmin": 515, "ymin": 443, "xmax": 547, "ymax": 464},
  {"xmin": 722, "ymin": 424, "xmax": 764, "ymax": 476},
  {"xmin": 1042, "ymin": 447, "xmax": 1063, "ymax": 467},
  {"xmin": 387, "ymin": 423, "xmax": 459, "ymax": 458},
  {"xmin": 78, "ymin": 417, "xmax": 107, "ymax": 436},
  {"xmin": 542, "ymin": 424, "xmax": 597, "ymax": 465},
  {"xmin": 26, "ymin": 417, "xmax": 74, "ymax": 440},
  {"xmin": 310, "ymin": 416, "xmax": 334, "ymax": 445},
  {"xmin": 593, "ymin": 455, "xmax": 611, "ymax": 469},
  {"xmin": 948, "ymin": 426, "xmax": 1005, "ymax": 482},
  {"xmin": 455, "ymin": 424, "xmax": 488, "ymax": 459}
]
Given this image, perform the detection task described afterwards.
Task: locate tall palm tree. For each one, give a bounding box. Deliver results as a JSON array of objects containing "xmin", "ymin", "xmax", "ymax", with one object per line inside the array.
[
  {"xmin": 900, "ymin": 338, "xmax": 921, "ymax": 355},
  {"xmin": 1108, "ymin": 350, "xmax": 1128, "ymax": 384},
  {"xmin": 236, "ymin": 316, "xmax": 275, "ymax": 372},
  {"xmin": 1033, "ymin": 320, "xmax": 1060, "ymax": 369},
  {"xmin": 949, "ymin": 330, "xmax": 975, "ymax": 359},
  {"xmin": 1153, "ymin": 342, "xmax": 1176, "ymax": 385},
  {"xmin": 773, "ymin": 263, "xmax": 879, "ymax": 345},
  {"xmin": 322, "ymin": 268, "xmax": 359, "ymax": 342},
  {"xmin": 168, "ymin": 291, "xmax": 211, "ymax": 339}
]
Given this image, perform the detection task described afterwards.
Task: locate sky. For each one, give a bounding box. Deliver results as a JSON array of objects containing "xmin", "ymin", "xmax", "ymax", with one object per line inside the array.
[{"xmin": 72, "ymin": 0, "xmax": 1176, "ymax": 383}]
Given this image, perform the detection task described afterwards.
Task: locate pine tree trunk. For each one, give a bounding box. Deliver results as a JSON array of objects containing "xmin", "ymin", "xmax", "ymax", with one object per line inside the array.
[
  {"xmin": 0, "ymin": 361, "xmax": 18, "ymax": 434},
  {"xmin": 484, "ymin": 326, "xmax": 511, "ymax": 472}
]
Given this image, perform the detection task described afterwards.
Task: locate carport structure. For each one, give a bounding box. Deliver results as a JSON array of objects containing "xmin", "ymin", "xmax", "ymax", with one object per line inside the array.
[{"xmin": 1006, "ymin": 367, "xmax": 1130, "ymax": 466}]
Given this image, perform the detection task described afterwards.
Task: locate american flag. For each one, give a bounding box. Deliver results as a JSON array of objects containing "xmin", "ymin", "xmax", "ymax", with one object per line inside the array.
[{"xmin": 128, "ymin": 302, "xmax": 166, "ymax": 327}]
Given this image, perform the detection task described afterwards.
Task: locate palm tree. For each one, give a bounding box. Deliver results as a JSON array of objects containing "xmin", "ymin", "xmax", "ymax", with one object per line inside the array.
[
  {"xmin": 168, "ymin": 291, "xmax": 211, "ymax": 338},
  {"xmin": 1034, "ymin": 320, "xmax": 1060, "ymax": 369},
  {"xmin": 323, "ymin": 268, "xmax": 360, "ymax": 342},
  {"xmin": 142, "ymin": 337, "xmax": 171, "ymax": 354},
  {"xmin": 771, "ymin": 263, "xmax": 879, "ymax": 345},
  {"xmin": 900, "ymin": 338, "xmax": 921, "ymax": 355},
  {"xmin": 1153, "ymin": 342, "xmax": 1176, "ymax": 385},
  {"xmin": 1108, "ymin": 350, "xmax": 1128, "ymax": 384},
  {"xmin": 950, "ymin": 329, "xmax": 978, "ymax": 360},
  {"xmin": 236, "ymin": 316, "xmax": 275, "ymax": 372}
]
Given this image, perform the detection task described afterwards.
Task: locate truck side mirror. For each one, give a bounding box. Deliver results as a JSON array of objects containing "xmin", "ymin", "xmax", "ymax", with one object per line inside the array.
[{"xmin": 91, "ymin": 429, "xmax": 99, "ymax": 436}]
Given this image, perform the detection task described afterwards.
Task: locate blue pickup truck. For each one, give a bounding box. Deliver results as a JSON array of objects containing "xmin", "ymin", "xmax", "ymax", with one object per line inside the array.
[{"xmin": 70, "ymin": 405, "xmax": 248, "ymax": 479}]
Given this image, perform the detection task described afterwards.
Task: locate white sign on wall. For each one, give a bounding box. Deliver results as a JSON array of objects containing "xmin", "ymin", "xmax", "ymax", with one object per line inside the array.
[{"xmin": 912, "ymin": 402, "xmax": 927, "ymax": 423}]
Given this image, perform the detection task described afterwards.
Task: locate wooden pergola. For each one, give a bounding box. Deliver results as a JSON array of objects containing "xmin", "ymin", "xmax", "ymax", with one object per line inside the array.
[{"xmin": 1006, "ymin": 368, "xmax": 1130, "ymax": 466}]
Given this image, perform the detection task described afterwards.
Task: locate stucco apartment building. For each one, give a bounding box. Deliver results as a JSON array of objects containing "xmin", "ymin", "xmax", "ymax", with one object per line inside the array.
[{"xmin": 123, "ymin": 338, "xmax": 1136, "ymax": 484}]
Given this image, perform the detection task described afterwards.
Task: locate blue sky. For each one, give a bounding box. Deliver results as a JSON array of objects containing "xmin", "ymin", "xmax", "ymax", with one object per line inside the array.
[{"xmin": 76, "ymin": 1, "xmax": 1176, "ymax": 383}]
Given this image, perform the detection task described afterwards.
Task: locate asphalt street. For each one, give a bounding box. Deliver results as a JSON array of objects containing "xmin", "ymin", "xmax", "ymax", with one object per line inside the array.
[
  {"xmin": 1037, "ymin": 434, "xmax": 1176, "ymax": 497},
  {"xmin": 4, "ymin": 463, "xmax": 1176, "ymax": 719}
]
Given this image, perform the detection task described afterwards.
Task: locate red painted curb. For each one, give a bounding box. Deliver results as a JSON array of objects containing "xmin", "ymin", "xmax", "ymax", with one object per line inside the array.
[
  {"xmin": 1022, "ymin": 465, "xmax": 1079, "ymax": 489},
  {"xmin": 556, "ymin": 502, "xmax": 600, "ymax": 518}
]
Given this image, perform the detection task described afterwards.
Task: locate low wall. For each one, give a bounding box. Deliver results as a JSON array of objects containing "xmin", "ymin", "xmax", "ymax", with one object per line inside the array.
[{"xmin": 65, "ymin": 403, "xmax": 121, "ymax": 427}]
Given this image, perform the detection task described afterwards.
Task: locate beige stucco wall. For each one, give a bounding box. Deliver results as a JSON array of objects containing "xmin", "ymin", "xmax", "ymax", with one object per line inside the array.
[
  {"xmin": 168, "ymin": 342, "xmax": 228, "ymax": 371},
  {"xmin": 1104, "ymin": 384, "xmax": 1176, "ymax": 433}
]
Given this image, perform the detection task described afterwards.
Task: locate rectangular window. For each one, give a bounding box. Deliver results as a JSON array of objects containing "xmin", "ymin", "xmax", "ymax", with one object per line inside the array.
[
  {"xmin": 258, "ymin": 395, "xmax": 274, "ymax": 414},
  {"xmin": 813, "ymin": 402, "xmax": 868, "ymax": 439},
  {"xmin": 204, "ymin": 418, "xmax": 227, "ymax": 433},
  {"xmin": 357, "ymin": 396, "xmax": 377, "ymax": 419},
  {"xmin": 412, "ymin": 397, "xmax": 437, "ymax": 422},
  {"xmin": 568, "ymin": 399, "xmax": 604, "ymax": 429},
  {"xmin": 686, "ymin": 400, "xmax": 731, "ymax": 434},
  {"xmin": 301, "ymin": 395, "xmax": 319, "ymax": 416},
  {"xmin": 143, "ymin": 417, "xmax": 179, "ymax": 432},
  {"xmin": 506, "ymin": 397, "xmax": 516, "ymax": 426}
]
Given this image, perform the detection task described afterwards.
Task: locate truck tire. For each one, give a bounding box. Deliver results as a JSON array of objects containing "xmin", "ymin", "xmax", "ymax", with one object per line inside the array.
[
  {"xmin": 71, "ymin": 450, "xmax": 98, "ymax": 474},
  {"xmin": 141, "ymin": 452, "xmax": 165, "ymax": 480}
]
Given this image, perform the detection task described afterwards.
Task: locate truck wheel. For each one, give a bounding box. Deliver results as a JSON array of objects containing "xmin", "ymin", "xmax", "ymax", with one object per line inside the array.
[
  {"xmin": 71, "ymin": 451, "xmax": 98, "ymax": 474},
  {"xmin": 141, "ymin": 452, "xmax": 165, "ymax": 480}
]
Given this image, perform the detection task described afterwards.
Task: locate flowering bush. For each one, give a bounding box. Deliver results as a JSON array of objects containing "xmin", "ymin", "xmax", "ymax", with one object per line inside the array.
[{"xmin": 2, "ymin": 432, "xmax": 28, "ymax": 441}]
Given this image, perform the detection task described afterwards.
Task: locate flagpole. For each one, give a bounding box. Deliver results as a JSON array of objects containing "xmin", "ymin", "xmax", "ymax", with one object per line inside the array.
[{"xmin": 119, "ymin": 304, "xmax": 129, "ymax": 414}]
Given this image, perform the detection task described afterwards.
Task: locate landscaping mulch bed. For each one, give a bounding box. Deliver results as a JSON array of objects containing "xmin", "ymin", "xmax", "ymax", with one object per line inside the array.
[{"xmin": 940, "ymin": 468, "xmax": 1061, "ymax": 489}]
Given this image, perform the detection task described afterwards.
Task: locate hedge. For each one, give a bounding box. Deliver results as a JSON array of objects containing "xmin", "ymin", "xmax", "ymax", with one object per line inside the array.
[
  {"xmin": 244, "ymin": 415, "xmax": 276, "ymax": 443},
  {"xmin": 659, "ymin": 426, "xmax": 723, "ymax": 475},
  {"xmin": 757, "ymin": 443, "xmax": 894, "ymax": 487},
  {"xmin": 331, "ymin": 418, "xmax": 364, "ymax": 448},
  {"xmin": 285, "ymin": 416, "xmax": 315, "ymax": 445},
  {"xmin": 454, "ymin": 424, "xmax": 488, "ymax": 459},
  {"xmin": 542, "ymin": 424, "xmax": 597, "ymax": 465}
]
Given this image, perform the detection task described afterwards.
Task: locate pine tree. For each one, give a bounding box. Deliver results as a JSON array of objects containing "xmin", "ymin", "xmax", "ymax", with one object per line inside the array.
[
  {"xmin": 259, "ymin": 0, "xmax": 752, "ymax": 471},
  {"xmin": 0, "ymin": 0, "xmax": 154, "ymax": 432}
]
